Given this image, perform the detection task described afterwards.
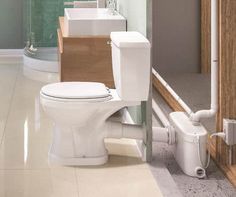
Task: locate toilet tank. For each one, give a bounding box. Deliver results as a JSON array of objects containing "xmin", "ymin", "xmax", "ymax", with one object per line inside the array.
[{"xmin": 110, "ymin": 32, "xmax": 151, "ymax": 101}]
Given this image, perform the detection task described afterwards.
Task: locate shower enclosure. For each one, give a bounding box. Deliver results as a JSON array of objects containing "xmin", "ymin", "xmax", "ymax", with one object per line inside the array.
[{"xmin": 23, "ymin": 0, "xmax": 72, "ymax": 72}]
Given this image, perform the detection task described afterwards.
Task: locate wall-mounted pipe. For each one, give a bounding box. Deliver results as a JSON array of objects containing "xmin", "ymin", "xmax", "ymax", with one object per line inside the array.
[{"xmin": 190, "ymin": 0, "xmax": 218, "ymax": 124}]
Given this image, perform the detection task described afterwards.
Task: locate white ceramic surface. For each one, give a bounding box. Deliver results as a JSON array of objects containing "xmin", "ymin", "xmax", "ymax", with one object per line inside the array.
[
  {"xmin": 64, "ymin": 8, "xmax": 126, "ymax": 36},
  {"xmin": 111, "ymin": 32, "xmax": 151, "ymax": 101},
  {"xmin": 40, "ymin": 32, "xmax": 151, "ymax": 166}
]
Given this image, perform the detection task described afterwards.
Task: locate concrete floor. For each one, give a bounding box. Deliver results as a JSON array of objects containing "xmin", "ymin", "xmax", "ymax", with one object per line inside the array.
[{"xmin": 150, "ymin": 73, "xmax": 236, "ymax": 197}]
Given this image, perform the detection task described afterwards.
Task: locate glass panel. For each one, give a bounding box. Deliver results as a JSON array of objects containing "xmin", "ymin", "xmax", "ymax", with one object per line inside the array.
[{"xmin": 23, "ymin": 0, "xmax": 90, "ymax": 60}]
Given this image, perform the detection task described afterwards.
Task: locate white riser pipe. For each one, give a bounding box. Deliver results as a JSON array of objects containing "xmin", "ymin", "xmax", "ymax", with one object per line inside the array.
[{"xmin": 190, "ymin": 0, "xmax": 218, "ymax": 123}]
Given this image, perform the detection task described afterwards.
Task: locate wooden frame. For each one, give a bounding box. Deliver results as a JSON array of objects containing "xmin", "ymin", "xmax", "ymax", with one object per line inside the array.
[
  {"xmin": 58, "ymin": 17, "xmax": 114, "ymax": 88},
  {"xmin": 201, "ymin": 0, "xmax": 211, "ymax": 73}
]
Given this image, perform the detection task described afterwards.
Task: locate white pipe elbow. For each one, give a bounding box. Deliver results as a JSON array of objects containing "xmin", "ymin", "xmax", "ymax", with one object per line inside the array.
[{"xmin": 190, "ymin": 108, "xmax": 217, "ymax": 125}]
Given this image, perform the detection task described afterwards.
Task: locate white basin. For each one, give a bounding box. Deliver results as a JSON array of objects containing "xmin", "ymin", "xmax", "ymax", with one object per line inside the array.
[{"xmin": 64, "ymin": 8, "xmax": 127, "ymax": 36}]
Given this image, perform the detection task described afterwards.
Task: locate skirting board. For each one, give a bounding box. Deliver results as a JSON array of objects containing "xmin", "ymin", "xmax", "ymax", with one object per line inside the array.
[{"xmin": 0, "ymin": 49, "xmax": 23, "ymax": 56}]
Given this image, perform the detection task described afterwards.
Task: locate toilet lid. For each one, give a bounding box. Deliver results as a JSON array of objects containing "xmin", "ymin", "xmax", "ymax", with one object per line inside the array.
[{"xmin": 41, "ymin": 82, "xmax": 110, "ymax": 99}]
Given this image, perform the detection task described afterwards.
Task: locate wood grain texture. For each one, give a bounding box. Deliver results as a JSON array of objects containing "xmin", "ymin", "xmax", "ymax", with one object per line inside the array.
[
  {"xmin": 152, "ymin": 74, "xmax": 185, "ymax": 112},
  {"xmin": 58, "ymin": 17, "xmax": 114, "ymax": 88},
  {"xmin": 216, "ymin": 0, "xmax": 236, "ymax": 185},
  {"xmin": 201, "ymin": 0, "xmax": 211, "ymax": 73}
]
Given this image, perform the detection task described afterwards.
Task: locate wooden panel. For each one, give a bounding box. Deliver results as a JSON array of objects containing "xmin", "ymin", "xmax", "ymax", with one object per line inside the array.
[
  {"xmin": 59, "ymin": 17, "xmax": 66, "ymax": 37},
  {"xmin": 198, "ymin": 0, "xmax": 236, "ymax": 186},
  {"xmin": 57, "ymin": 29, "xmax": 62, "ymax": 79},
  {"xmin": 201, "ymin": 0, "xmax": 211, "ymax": 73},
  {"xmin": 58, "ymin": 17, "xmax": 114, "ymax": 88},
  {"xmin": 152, "ymin": 74, "xmax": 184, "ymax": 112},
  {"xmin": 216, "ymin": 0, "xmax": 236, "ymax": 185},
  {"xmin": 57, "ymin": 29, "xmax": 63, "ymax": 54}
]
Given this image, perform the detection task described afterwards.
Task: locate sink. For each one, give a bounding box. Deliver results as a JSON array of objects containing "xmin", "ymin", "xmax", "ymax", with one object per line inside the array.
[{"xmin": 64, "ymin": 8, "xmax": 126, "ymax": 36}]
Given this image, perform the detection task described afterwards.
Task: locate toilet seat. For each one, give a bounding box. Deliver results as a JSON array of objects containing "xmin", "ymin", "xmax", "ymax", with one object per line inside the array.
[{"xmin": 40, "ymin": 82, "xmax": 112, "ymax": 102}]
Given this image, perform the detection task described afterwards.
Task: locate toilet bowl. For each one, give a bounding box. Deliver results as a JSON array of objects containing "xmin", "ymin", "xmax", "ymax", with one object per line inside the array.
[{"xmin": 40, "ymin": 32, "xmax": 151, "ymax": 165}]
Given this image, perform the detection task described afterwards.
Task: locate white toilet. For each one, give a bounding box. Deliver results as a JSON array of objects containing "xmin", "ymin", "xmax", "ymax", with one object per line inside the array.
[{"xmin": 40, "ymin": 32, "xmax": 151, "ymax": 166}]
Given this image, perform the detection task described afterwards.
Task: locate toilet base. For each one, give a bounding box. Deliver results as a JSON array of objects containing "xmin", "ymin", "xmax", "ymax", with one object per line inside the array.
[{"xmin": 48, "ymin": 152, "xmax": 109, "ymax": 166}]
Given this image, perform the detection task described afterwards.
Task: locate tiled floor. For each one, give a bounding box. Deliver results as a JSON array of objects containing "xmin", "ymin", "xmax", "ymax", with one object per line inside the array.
[{"xmin": 0, "ymin": 58, "xmax": 163, "ymax": 197}]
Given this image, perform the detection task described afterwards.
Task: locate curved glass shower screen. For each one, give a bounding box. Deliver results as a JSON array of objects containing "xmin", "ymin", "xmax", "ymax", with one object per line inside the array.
[{"xmin": 23, "ymin": 0, "xmax": 71, "ymax": 61}]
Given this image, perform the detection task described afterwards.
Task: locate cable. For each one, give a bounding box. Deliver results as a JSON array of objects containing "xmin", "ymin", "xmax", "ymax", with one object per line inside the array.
[
  {"xmin": 197, "ymin": 132, "xmax": 226, "ymax": 170},
  {"xmin": 197, "ymin": 136, "xmax": 211, "ymax": 169},
  {"xmin": 210, "ymin": 132, "xmax": 226, "ymax": 140}
]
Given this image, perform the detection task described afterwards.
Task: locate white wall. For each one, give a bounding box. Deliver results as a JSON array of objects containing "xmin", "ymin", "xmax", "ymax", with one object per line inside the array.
[{"xmin": 116, "ymin": 0, "xmax": 146, "ymax": 36}]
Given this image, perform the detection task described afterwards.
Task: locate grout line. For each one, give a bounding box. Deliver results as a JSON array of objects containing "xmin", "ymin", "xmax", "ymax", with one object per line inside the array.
[
  {"xmin": 74, "ymin": 167, "xmax": 80, "ymax": 197},
  {"xmin": 0, "ymin": 64, "xmax": 21, "ymax": 147}
]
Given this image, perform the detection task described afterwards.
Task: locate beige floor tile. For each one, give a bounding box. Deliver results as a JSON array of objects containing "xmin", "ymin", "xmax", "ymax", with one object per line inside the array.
[
  {"xmin": 0, "ymin": 64, "xmax": 19, "ymax": 142},
  {"xmin": 4, "ymin": 115, "xmax": 53, "ymax": 140},
  {"xmin": 76, "ymin": 167, "xmax": 163, "ymax": 197},
  {"xmin": 0, "ymin": 137, "xmax": 51, "ymax": 169},
  {"xmin": 0, "ymin": 168, "xmax": 78, "ymax": 197}
]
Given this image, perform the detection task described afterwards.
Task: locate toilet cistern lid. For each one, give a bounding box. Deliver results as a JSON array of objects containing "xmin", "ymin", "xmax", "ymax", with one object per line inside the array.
[
  {"xmin": 41, "ymin": 82, "xmax": 110, "ymax": 99},
  {"xmin": 110, "ymin": 31, "xmax": 150, "ymax": 48}
]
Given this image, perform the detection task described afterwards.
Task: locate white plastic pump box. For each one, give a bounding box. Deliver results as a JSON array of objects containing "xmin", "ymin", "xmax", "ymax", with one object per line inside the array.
[{"xmin": 169, "ymin": 112, "xmax": 208, "ymax": 178}]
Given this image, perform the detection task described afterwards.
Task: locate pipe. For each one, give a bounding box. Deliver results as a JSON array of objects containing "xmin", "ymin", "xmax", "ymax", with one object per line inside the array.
[
  {"xmin": 107, "ymin": 105, "xmax": 176, "ymax": 144},
  {"xmin": 107, "ymin": 121, "xmax": 144, "ymax": 140},
  {"xmin": 152, "ymin": 68, "xmax": 193, "ymax": 116},
  {"xmin": 152, "ymin": 127, "xmax": 169, "ymax": 143},
  {"xmin": 190, "ymin": 0, "xmax": 218, "ymax": 124}
]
